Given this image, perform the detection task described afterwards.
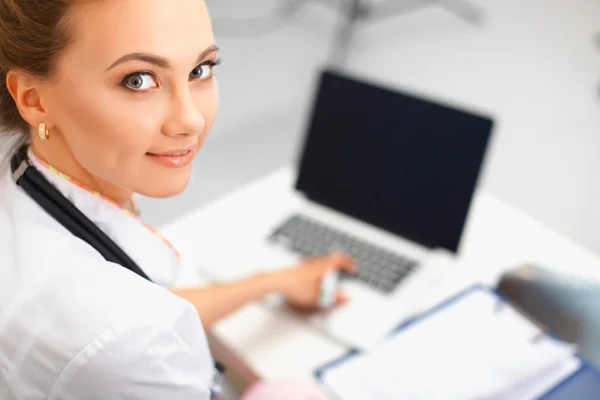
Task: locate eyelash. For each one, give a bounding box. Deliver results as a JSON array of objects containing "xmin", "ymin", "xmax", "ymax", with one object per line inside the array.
[{"xmin": 119, "ymin": 58, "xmax": 222, "ymax": 93}]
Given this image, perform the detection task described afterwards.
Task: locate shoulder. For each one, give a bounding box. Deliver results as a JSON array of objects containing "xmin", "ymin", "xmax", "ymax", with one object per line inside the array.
[
  {"xmin": 48, "ymin": 288, "xmax": 213, "ymax": 400},
  {"xmin": 1, "ymin": 251, "xmax": 212, "ymax": 399}
]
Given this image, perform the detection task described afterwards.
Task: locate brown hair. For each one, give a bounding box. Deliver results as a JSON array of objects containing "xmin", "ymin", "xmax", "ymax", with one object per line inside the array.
[{"xmin": 0, "ymin": 0, "xmax": 77, "ymax": 155}]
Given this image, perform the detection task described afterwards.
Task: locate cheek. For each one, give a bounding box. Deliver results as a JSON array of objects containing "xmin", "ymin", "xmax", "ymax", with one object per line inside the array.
[
  {"xmin": 48, "ymin": 77, "xmax": 218, "ymax": 197},
  {"xmin": 51, "ymin": 82, "xmax": 161, "ymax": 173},
  {"xmin": 196, "ymin": 82, "xmax": 219, "ymax": 138}
]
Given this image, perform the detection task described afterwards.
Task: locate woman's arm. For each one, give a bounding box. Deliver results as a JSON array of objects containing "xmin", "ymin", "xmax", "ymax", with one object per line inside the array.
[
  {"xmin": 172, "ymin": 253, "xmax": 355, "ymax": 330},
  {"xmin": 171, "ymin": 272, "xmax": 282, "ymax": 330}
]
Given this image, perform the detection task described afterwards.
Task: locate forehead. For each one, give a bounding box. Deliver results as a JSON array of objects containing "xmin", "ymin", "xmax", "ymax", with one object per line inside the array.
[{"xmin": 64, "ymin": 0, "xmax": 214, "ymax": 65}]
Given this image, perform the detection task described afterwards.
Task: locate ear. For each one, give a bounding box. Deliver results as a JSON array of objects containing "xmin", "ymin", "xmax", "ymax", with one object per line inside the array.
[{"xmin": 6, "ymin": 69, "xmax": 54, "ymax": 130}]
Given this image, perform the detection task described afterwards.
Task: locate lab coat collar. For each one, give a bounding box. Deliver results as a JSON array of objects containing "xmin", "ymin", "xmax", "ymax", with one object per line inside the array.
[{"xmin": 27, "ymin": 149, "xmax": 180, "ymax": 288}]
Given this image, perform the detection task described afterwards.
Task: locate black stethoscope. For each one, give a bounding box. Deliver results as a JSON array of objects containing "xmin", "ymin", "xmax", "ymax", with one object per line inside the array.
[{"xmin": 10, "ymin": 144, "xmax": 226, "ymax": 396}]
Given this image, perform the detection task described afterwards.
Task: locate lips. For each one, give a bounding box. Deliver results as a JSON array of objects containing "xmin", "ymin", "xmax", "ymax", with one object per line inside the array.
[{"xmin": 146, "ymin": 148, "xmax": 195, "ymax": 168}]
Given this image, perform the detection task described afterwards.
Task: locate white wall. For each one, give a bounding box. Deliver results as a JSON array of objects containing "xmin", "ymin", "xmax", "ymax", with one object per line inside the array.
[{"xmin": 139, "ymin": 0, "xmax": 600, "ymax": 255}]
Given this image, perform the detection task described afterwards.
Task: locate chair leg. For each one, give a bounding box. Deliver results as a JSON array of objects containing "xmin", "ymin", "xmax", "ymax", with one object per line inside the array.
[
  {"xmin": 311, "ymin": 0, "xmax": 487, "ymax": 66},
  {"xmin": 328, "ymin": 0, "xmax": 364, "ymax": 66}
]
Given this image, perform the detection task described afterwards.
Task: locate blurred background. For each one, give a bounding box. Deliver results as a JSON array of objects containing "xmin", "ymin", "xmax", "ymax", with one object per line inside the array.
[{"xmin": 137, "ymin": 0, "xmax": 600, "ymax": 255}]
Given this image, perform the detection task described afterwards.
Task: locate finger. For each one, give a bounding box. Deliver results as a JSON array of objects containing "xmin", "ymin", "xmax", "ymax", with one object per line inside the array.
[
  {"xmin": 335, "ymin": 290, "xmax": 350, "ymax": 305},
  {"xmin": 327, "ymin": 252, "xmax": 357, "ymax": 273}
]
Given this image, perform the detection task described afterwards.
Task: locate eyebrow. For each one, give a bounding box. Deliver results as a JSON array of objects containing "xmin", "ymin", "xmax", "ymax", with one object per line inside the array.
[{"xmin": 105, "ymin": 44, "xmax": 219, "ymax": 71}]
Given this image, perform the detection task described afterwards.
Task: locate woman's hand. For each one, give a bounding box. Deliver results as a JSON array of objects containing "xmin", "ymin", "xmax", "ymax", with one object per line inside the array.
[
  {"xmin": 174, "ymin": 253, "xmax": 356, "ymax": 329},
  {"xmin": 273, "ymin": 252, "xmax": 357, "ymax": 311}
]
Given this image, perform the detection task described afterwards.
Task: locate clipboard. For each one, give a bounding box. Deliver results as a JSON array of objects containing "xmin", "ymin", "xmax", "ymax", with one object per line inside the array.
[{"xmin": 314, "ymin": 285, "xmax": 600, "ymax": 400}]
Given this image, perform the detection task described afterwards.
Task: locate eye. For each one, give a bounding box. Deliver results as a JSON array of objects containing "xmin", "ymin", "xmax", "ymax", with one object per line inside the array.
[
  {"xmin": 121, "ymin": 73, "xmax": 158, "ymax": 91},
  {"xmin": 190, "ymin": 59, "xmax": 221, "ymax": 81}
]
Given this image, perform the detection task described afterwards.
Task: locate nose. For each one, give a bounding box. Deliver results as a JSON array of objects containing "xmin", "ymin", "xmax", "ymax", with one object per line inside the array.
[{"xmin": 162, "ymin": 88, "xmax": 206, "ymax": 137}]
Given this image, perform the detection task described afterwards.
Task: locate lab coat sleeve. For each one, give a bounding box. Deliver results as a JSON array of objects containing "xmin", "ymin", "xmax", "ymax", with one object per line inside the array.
[{"xmin": 47, "ymin": 300, "xmax": 213, "ymax": 400}]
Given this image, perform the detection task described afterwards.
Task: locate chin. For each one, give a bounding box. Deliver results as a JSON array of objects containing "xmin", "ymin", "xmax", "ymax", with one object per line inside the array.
[
  {"xmin": 136, "ymin": 170, "xmax": 192, "ymax": 199},
  {"xmin": 147, "ymin": 185, "xmax": 188, "ymax": 199}
]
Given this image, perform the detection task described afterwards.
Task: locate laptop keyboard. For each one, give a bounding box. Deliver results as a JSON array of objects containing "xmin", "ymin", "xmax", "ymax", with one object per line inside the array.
[{"xmin": 268, "ymin": 214, "xmax": 418, "ymax": 294}]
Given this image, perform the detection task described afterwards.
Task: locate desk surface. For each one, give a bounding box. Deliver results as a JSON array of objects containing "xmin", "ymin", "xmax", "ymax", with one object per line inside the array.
[{"xmin": 161, "ymin": 167, "xmax": 600, "ymax": 382}]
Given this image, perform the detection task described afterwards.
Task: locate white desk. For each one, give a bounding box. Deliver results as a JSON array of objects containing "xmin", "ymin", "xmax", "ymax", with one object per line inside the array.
[{"xmin": 161, "ymin": 166, "xmax": 600, "ymax": 383}]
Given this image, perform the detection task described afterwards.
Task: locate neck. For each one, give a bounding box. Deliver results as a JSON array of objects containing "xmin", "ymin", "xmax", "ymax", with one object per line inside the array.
[{"xmin": 29, "ymin": 138, "xmax": 134, "ymax": 208}]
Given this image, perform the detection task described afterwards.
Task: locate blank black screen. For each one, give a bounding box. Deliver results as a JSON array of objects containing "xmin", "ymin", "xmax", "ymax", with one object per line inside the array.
[{"xmin": 295, "ymin": 70, "xmax": 493, "ymax": 253}]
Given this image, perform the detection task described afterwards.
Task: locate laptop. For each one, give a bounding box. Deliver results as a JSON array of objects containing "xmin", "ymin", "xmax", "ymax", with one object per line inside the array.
[{"xmin": 206, "ymin": 69, "xmax": 494, "ymax": 349}]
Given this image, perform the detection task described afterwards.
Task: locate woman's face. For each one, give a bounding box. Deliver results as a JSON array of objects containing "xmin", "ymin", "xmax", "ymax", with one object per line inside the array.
[{"xmin": 44, "ymin": 0, "xmax": 218, "ymax": 198}]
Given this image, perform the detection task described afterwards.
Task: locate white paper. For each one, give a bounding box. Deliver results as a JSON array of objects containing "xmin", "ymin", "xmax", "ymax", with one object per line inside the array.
[
  {"xmin": 485, "ymin": 356, "xmax": 581, "ymax": 400},
  {"xmin": 321, "ymin": 288, "xmax": 577, "ymax": 400}
]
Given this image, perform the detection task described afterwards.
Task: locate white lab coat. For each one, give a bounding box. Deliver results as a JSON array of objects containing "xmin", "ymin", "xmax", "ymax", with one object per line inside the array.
[{"xmin": 0, "ymin": 152, "xmax": 213, "ymax": 399}]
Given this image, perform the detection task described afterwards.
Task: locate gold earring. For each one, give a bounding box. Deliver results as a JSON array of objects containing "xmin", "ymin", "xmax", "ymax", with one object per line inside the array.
[{"xmin": 38, "ymin": 122, "xmax": 50, "ymax": 141}]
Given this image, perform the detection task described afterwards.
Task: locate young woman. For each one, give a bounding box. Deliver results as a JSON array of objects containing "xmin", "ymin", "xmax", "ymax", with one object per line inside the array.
[{"xmin": 0, "ymin": 1, "xmax": 354, "ymax": 398}]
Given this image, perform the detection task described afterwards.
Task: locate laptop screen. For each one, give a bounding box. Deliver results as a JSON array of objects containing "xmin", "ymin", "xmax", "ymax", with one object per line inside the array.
[{"xmin": 295, "ymin": 70, "xmax": 493, "ymax": 253}]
